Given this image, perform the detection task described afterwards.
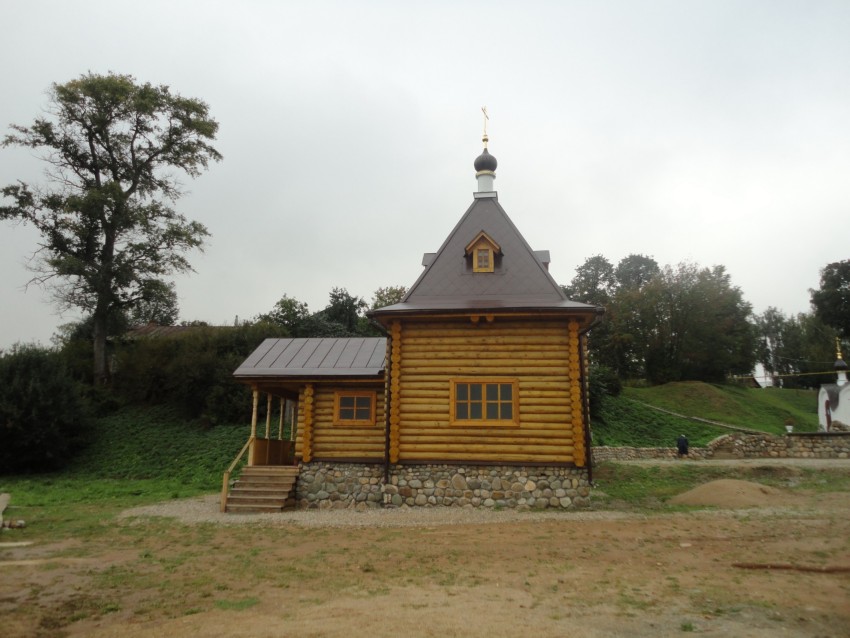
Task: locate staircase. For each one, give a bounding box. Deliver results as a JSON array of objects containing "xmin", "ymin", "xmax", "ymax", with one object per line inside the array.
[
  {"xmin": 225, "ymin": 466, "xmax": 299, "ymax": 513},
  {"xmin": 710, "ymin": 439, "xmax": 739, "ymax": 460}
]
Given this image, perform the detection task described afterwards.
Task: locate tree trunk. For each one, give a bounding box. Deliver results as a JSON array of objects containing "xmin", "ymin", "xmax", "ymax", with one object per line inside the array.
[{"xmin": 92, "ymin": 310, "xmax": 109, "ymax": 385}]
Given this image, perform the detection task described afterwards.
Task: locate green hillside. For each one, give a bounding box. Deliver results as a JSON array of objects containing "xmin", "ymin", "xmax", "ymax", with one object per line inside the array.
[
  {"xmin": 2, "ymin": 383, "xmax": 821, "ymax": 502},
  {"xmin": 592, "ymin": 382, "xmax": 819, "ymax": 447},
  {"xmin": 67, "ymin": 406, "xmax": 248, "ymax": 486}
]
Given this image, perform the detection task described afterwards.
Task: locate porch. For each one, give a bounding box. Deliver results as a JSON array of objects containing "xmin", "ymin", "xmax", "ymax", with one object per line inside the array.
[{"xmin": 221, "ymin": 389, "xmax": 299, "ymax": 513}]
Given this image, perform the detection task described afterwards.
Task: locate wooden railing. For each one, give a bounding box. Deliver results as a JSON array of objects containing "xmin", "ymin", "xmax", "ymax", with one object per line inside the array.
[
  {"xmin": 221, "ymin": 391, "xmax": 298, "ymax": 512},
  {"xmin": 220, "ymin": 436, "xmax": 254, "ymax": 513}
]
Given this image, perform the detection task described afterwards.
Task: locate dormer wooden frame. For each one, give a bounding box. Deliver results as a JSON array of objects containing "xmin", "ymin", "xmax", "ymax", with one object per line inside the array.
[{"xmin": 464, "ymin": 231, "xmax": 502, "ymax": 273}]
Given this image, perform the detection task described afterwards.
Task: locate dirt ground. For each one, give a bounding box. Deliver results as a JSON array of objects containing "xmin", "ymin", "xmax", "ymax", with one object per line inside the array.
[{"xmin": 2, "ymin": 463, "xmax": 850, "ymax": 637}]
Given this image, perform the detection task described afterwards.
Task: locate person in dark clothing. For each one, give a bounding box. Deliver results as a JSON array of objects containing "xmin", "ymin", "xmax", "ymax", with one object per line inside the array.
[{"xmin": 677, "ymin": 434, "xmax": 689, "ymax": 457}]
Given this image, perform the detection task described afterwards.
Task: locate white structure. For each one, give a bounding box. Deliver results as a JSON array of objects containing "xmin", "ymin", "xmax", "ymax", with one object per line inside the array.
[{"xmin": 818, "ymin": 341, "xmax": 849, "ymax": 431}]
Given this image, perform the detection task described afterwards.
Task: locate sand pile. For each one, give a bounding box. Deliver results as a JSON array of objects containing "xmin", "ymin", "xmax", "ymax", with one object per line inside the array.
[{"xmin": 670, "ymin": 479, "xmax": 791, "ymax": 508}]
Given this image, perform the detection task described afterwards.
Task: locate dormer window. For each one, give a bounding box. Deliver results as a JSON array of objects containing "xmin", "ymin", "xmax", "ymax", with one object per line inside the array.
[{"xmin": 465, "ymin": 231, "xmax": 501, "ymax": 274}]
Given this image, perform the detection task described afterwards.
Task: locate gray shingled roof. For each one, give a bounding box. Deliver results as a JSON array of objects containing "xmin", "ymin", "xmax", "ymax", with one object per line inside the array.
[
  {"xmin": 234, "ymin": 338, "xmax": 386, "ymax": 378},
  {"xmin": 371, "ymin": 193, "xmax": 599, "ymax": 316}
]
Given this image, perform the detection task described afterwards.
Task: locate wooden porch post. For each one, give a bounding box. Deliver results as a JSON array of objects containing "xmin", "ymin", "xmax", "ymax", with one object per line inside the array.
[
  {"xmin": 250, "ymin": 387, "xmax": 259, "ymax": 437},
  {"xmin": 278, "ymin": 398, "xmax": 285, "ymax": 440},
  {"xmin": 302, "ymin": 384, "xmax": 314, "ymax": 462},
  {"xmin": 264, "ymin": 393, "xmax": 273, "ymax": 465},
  {"xmin": 249, "ymin": 387, "xmax": 259, "ymax": 467}
]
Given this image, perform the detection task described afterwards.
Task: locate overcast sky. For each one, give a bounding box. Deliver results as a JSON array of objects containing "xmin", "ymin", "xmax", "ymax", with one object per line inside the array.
[{"xmin": 1, "ymin": 0, "xmax": 848, "ymax": 349}]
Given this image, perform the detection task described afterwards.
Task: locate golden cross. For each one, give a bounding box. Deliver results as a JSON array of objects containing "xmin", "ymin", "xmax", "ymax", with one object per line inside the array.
[{"xmin": 481, "ymin": 106, "xmax": 489, "ymax": 146}]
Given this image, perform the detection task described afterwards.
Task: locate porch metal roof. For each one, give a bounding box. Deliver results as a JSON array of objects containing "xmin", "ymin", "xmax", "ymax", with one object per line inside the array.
[{"xmin": 233, "ymin": 337, "xmax": 387, "ymax": 378}]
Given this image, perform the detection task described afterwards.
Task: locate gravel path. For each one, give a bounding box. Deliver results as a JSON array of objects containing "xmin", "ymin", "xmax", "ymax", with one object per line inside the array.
[
  {"xmin": 118, "ymin": 458, "xmax": 848, "ymax": 528},
  {"xmin": 119, "ymin": 495, "xmax": 636, "ymax": 528}
]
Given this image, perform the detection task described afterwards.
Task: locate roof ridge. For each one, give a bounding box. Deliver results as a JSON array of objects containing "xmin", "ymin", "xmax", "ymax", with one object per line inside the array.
[{"xmin": 401, "ymin": 198, "xmax": 479, "ymax": 302}]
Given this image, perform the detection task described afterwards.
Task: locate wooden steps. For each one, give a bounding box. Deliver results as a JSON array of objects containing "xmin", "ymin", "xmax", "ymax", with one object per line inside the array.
[{"xmin": 225, "ymin": 466, "xmax": 299, "ymax": 513}]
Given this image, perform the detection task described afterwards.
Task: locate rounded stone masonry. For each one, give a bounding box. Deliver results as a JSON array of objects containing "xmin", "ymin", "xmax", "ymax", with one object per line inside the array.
[
  {"xmin": 295, "ymin": 462, "xmax": 591, "ymax": 510},
  {"xmin": 592, "ymin": 431, "xmax": 850, "ymax": 461}
]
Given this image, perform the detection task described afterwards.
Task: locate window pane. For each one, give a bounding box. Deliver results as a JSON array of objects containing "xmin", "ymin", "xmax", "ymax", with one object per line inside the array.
[
  {"xmin": 500, "ymin": 403, "xmax": 513, "ymax": 420},
  {"xmin": 340, "ymin": 408, "xmax": 354, "ymax": 420},
  {"xmin": 355, "ymin": 408, "xmax": 371, "ymax": 420},
  {"xmin": 470, "ymin": 384, "xmax": 482, "ymax": 401},
  {"xmin": 456, "ymin": 403, "xmax": 468, "ymax": 419},
  {"xmin": 500, "ymin": 384, "xmax": 512, "ymax": 400},
  {"xmin": 355, "ymin": 396, "xmax": 371, "ymax": 410},
  {"xmin": 456, "ymin": 384, "xmax": 468, "ymax": 401},
  {"xmin": 486, "ymin": 384, "xmax": 498, "ymax": 401},
  {"xmin": 340, "ymin": 396, "xmax": 355, "ymax": 408},
  {"xmin": 470, "ymin": 403, "xmax": 482, "ymax": 419},
  {"xmin": 486, "ymin": 403, "xmax": 499, "ymax": 419},
  {"xmin": 477, "ymin": 249, "xmax": 489, "ymax": 268}
]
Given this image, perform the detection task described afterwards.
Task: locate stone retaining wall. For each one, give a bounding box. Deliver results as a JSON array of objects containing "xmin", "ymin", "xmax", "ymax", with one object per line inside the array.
[
  {"xmin": 592, "ymin": 446, "xmax": 710, "ymax": 461},
  {"xmin": 296, "ymin": 461, "xmax": 590, "ymax": 510},
  {"xmin": 593, "ymin": 432, "xmax": 850, "ymax": 461}
]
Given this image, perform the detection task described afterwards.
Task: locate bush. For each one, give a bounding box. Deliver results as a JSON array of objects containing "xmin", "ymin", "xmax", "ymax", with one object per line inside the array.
[
  {"xmin": 588, "ymin": 364, "xmax": 622, "ymax": 420},
  {"xmin": 0, "ymin": 344, "xmax": 90, "ymax": 473},
  {"xmin": 111, "ymin": 322, "xmax": 289, "ymax": 423}
]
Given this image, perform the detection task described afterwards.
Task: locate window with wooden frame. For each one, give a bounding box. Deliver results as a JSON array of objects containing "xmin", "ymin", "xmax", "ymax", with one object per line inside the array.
[
  {"xmin": 464, "ymin": 231, "xmax": 501, "ymax": 273},
  {"xmin": 450, "ymin": 379, "xmax": 518, "ymax": 426},
  {"xmin": 476, "ymin": 247, "xmax": 493, "ymax": 272},
  {"xmin": 333, "ymin": 391, "xmax": 377, "ymax": 426}
]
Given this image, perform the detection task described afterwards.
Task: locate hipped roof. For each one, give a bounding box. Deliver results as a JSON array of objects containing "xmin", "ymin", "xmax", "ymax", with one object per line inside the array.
[{"xmin": 370, "ymin": 194, "xmax": 599, "ymax": 317}]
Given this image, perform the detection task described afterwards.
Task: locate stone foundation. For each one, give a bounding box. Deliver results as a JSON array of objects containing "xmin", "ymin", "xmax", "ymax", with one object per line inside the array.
[
  {"xmin": 296, "ymin": 462, "xmax": 385, "ymax": 510},
  {"xmin": 296, "ymin": 461, "xmax": 591, "ymax": 510}
]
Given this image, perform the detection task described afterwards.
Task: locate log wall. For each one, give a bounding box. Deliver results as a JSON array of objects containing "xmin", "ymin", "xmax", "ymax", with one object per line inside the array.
[
  {"xmin": 295, "ymin": 384, "xmax": 386, "ymax": 460},
  {"xmin": 394, "ymin": 318, "xmax": 585, "ymax": 464}
]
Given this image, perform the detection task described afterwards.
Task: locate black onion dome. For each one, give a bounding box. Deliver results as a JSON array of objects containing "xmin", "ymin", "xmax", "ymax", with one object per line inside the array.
[
  {"xmin": 474, "ymin": 147, "xmax": 498, "ymax": 172},
  {"xmin": 835, "ymin": 357, "xmax": 848, "ymax": 371}
]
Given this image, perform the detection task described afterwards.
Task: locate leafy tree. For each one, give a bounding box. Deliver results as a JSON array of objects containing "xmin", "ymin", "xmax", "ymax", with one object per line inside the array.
[
  {"xmin": 811, "ymin": 260, "xmax": 850, "ymax": 339},
  {"xmin": 0, "ymin": 72, "xmax": 221, "ymax": 384},
  {"xmin": 609, "ymin": 254, "xmax": 660, "ymax": 378},
  {"xmin": 563, "ymin": 255, "xmax": 615, "ymax": 305},
  {"xmin": 111, "ymin": 322, "xmax": 289, "ymax": 423},
  {"xmin": 256, "ymin": 294, "xmax": 310, "ymax": 335},
  {"xmin": 614, "ymin": 254, "xmax": 660, "ymax": 290},
  {"xmin": 126, "ymin": 280, "xmax": 179, "ymax": 326},
  {"xmin": 755, "ymin": 308, "xmax": 839, "ymax": 388},
  {"xmin": 320, "ymin": 287, "xmax": 368, "ymax": 333},
  {"xmin": 0, "ymin": 344, "xmax": 90, "ymax": 472},
  {"xmin": 755, "ymin": 306, "xmax": 792, "ymax": 386},
  {"xmin": 567, "ymin": 255, "xmax": 755, "ymax": 384},
  {"xmin": 565, "ymin": 254, "xmax": 659, "ymax": 379},
  {"xmin": 643, "ymin": 263, "xmax": 755, "ymax": 384},
  {"xmin": 371, "ymin": 285, "xmax": 407, "ymax": 310},
  {"xmin": 258, "ymin": 288, "xmax": 379, "ymax": 338},
  {"xmin": 563, "ymin": 256, "xmax": 616, "ymax": 375}
]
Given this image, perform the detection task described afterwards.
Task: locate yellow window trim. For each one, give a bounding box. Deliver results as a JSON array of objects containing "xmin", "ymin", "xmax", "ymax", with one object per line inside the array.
[
  {"xmin": 333, "ymin": 390, "xmax": 377, "ymax": 427},
  {"xmin": 465, "ymin": 231, "xmax": 500, "ymax": 273},
  {"xmin": 473, "ymin": 245, "xmax": 494, "ymax": 272},
  {"xmin": 463, "ymin": 230, "xmax": 501, "ymax": 254},
  {"xmin": 450, "ymin": 378, "xmax": 518, "ymax": 427}
]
